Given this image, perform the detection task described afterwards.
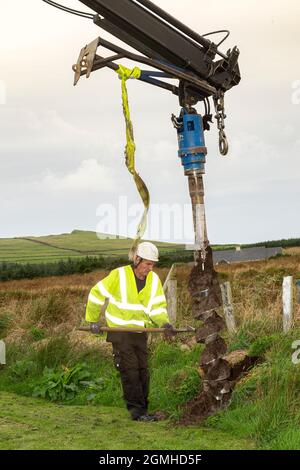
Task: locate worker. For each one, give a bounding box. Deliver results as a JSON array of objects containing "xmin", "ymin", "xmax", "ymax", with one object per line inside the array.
[{"xmin": 85, "ymin": 242, "xmax": 175, "ymax": 422}]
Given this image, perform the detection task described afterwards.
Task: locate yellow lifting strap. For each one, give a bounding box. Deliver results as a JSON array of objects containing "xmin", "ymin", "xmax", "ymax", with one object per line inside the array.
[{"xmin": 115, "ymin": 64, "xmax": 150, "ymax": 261}]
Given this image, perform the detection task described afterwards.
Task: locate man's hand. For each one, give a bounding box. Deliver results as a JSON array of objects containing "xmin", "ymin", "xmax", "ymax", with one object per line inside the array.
[
  {"xmin": 89, "ymin": 322, "xmax": 102, "ymax": 334},
  {"xmin": 163, "ymin": 323, "xmax": 176, "ymax": 339}
]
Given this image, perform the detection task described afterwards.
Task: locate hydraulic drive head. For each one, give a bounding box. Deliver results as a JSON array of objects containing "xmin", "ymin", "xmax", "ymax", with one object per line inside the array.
[
  {"xmin": 173, "ymin": 109, "xmax": 207, "ymax": 176},
  {"xmin": 173, "ymin": 108, "xmax": 209, "ymax": 267}
]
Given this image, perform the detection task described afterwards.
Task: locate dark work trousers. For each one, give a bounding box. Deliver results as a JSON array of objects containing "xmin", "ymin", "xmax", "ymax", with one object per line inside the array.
[{"xmin": 108, "ymin": 332, "xmax": 150, "ymax": 420}]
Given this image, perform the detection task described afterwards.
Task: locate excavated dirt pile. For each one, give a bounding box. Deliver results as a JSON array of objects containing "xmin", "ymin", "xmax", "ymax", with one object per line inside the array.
[{"xmin": 182, "ymin": 246, "xmax": 260, "ymax": 424}]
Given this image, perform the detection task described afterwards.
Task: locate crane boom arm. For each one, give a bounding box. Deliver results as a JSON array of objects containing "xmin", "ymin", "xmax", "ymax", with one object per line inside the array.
[{"xmin": 77, "ymin": 0, "xmax": 241, "ymax": 101}]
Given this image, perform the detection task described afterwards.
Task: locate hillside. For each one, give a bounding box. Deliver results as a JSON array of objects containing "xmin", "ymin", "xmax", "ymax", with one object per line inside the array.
[
  {"xmin": 1, "ymin": 230, "xmax": 299, "ymax": 266},
  {"xmin": 0, "ymin": 230, "xmax": 184, "ymax": 264},
  {"xmin": 0, "ymin": 231, "xmax": 299, "ymax": 275}
]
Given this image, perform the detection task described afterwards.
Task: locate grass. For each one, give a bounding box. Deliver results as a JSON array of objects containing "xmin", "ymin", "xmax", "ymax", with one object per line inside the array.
[
  {"xmin": 0, "ymin": 230, "xmax": 185, "ymax": 264},
  {"xmin": 1, "ymin": 254, "xmax": 300, "ymax": 449},
  {"xmin": 285, "ymin": 247, "xmax": 300, "ymax": 256},
  {"xmin": 205, "ymin": 331, "xmax": 300, "ymax": 450},
  {"xmin": 0, "ymin": 335, "xmax": 255, "ymax": 450},
  {"xmin": 1, "ymin": 326, "xmax": 300, "ymax": 449},
  {"xmin": 1, "ymin": 328, "xmax": 300, "ymax": 449},
  {"xmin": 0, "ymin": 392, "xmax": 254, "ymax": 450}
]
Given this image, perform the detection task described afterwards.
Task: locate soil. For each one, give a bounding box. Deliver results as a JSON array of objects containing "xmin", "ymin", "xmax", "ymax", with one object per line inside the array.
[{"xmin": 183, "ymin": 245, "xmax": 262, "ymax": 424}]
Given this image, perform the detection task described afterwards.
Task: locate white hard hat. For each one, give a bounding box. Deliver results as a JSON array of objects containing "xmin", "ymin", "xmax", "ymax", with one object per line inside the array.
[{"xmin": 136, "ymin": 242, "xmax": 159, "ymax": 262}]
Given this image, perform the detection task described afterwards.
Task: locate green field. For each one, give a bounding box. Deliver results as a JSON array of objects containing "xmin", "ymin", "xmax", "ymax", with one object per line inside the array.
[
  {"xmin": 0, "ymin": 230, "xmax": 238, "ymax": 265},
  {"xmin": 0, "ymin": 230, "xmax": 184, "ymax": 264},
  {"xmin": 1, "ymin": 229, "xmax": 294, "ymax": 266},
  {"xmin": 0, "ymin": 392, "xmax": 254, "ymax": 450}
]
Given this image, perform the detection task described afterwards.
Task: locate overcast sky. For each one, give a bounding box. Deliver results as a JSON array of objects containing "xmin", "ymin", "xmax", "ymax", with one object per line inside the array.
[{"xmin": 0, "ymin": 0, "xmax": 299, "ymax": 244}]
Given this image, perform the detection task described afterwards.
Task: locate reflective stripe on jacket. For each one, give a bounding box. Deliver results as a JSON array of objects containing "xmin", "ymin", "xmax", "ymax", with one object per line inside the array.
[{"xmin": 85, "ymin": 265, "xmax": 169, "ymax": 329}]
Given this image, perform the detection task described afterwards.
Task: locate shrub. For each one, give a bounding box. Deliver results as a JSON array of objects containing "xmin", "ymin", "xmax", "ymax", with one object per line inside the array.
[{"xmin": 32, "ymin": 363, "xmax": 91, "ymax": 402}]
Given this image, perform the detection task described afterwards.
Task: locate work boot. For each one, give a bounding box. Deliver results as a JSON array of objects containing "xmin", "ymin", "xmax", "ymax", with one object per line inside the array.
[{"xmin": 134, "ymin": 413, "xmax": 158, "ymax": 422}]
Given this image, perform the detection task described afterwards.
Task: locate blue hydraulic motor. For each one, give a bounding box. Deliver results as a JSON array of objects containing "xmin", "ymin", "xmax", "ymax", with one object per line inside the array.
[
  {"xmin": 174, "ymin": 109, "xmax": 207, "ymax": 175},
  {"xmin": 172, "ymin": 108, "xmax": 209, "ymax": 265}
]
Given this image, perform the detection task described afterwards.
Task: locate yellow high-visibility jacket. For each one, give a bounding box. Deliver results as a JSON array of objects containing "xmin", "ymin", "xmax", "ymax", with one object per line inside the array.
[{"xmin": 85, "ymin": 265, "xmax": 170, "ymax": 329}]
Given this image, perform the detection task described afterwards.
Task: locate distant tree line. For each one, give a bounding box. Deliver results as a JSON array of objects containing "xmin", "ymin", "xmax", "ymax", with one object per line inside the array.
[
  {"xmin": 0, "ymin": 256, "xmax": 108, "ymax": 281},
  {"xmin": 0, "ymin": 251, "xmax": 194, "ymax": 282},
  {"xmin": 242, "ymin": 238, "xmax": 300, "ymax": 249}
]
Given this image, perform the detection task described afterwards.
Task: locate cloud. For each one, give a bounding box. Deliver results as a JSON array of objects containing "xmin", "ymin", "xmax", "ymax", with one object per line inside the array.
[
  {"xmin": 0, "ymin": 0, "xmax": 299, "ymax": 241},
  {"xmin": 41, "ymin": 159, "xmax": 118, "ymax": 193},
  {"xmin": 0, "ymin": 107, "xmax": 102, "ymax": 153}
]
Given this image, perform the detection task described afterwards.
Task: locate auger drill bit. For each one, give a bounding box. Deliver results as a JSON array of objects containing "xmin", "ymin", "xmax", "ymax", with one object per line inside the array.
[
  {"xmin": 188, "ymin": 173, "xmax": 208, "ymax": 269},
  {"xmin": 188, "ymin": 246, "xmax": 233, "ymax": 418}
]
